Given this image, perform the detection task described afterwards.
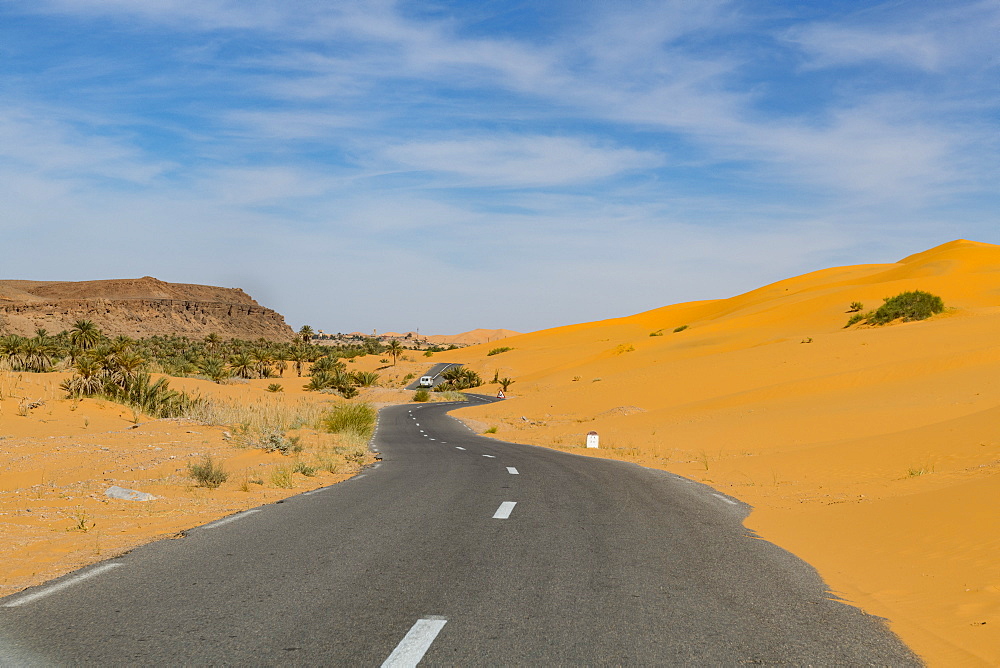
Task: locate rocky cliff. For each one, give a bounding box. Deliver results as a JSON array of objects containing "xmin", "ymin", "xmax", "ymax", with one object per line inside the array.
[{"xmin": 0, "ymin": 277, "xmax": 295, "ymax": 341}]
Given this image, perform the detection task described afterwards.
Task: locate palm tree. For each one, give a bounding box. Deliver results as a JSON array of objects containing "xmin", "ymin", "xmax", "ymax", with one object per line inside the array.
[
  {"xmin": 387, "ymin": 339, "xmax": 404, "ymax": 365},
  {"xmin": 69, "ymin": 320, "xmax": 101, "ymax": 361},
  {"xmin": 251, "ymin": 348, "xmax": 274, "ymax": 378},
  {"xmin": 498, "ymin": 377, "xmax": 516, "ymax": 392},
  {"xmin": 229, "ymin": 352, "xmax": 255, "ymax": 379},
  {"xmin": 288, "ymin": 346, "xmax": 309, "ymax": 377},
  {"xmin": 19, "ymin": 338, "xmax": 54, "ymax": 372},
  {"xmin": 298, "ymin": 325, "xmax": 314, "ymax": 345},
  {"xmin": 204, "ymin": 332, "xmax": 222, "ymax": 353}
]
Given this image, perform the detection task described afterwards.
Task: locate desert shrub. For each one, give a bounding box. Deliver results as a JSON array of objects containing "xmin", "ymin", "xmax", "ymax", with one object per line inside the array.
[
  {"xmin": 848, "ymin": 301, "xmax": 864, "ymax": 312},
  {"xmin": 352, "ymin": 371, "xmax": 380, "ymax": 387},
  {"xmin": 613, "ymin": 344, "xmax": 635, "ymax": 354},
  {"xmin": 188, "ymin": 456, "xmax": 228, "ymax": 488},
  {"xmin": 673, "ymin": 325, "xmax": 688, "ymax": 333},
  {"xmin": 321, "ymin": 402, "xmax": 377, "ymax": 441},
  {"xmin": 649, "ymin": 330, "xmax": 664, "ymax": 336},
  {"xmin": 270, "ymin": 466, "xmax": 294, "ymax": 488},
  {"xmin": 844, "ymin": 312, "xmax": 870, "ymax": 328},
  {"xmin": 435, "ymin": 366, "xmax": 482, "ymax": 391},
  {"xmin": 868, "ymin": 290, "xmax": 944, "ymax": 324},
  {"xmin": 423, "ymin": 350, "xmax": 434, "ymax": 357},
  {"xmin": 484, "ymin": 426, "xmax": 498, "ymax": 434},
  {"xmin": 413, "ymin": 389, "xmax": 431, "ymax": 402},
  {"xmin": 293, "ymin": 461, "xmax": 317, "ymax": 477},
  {"xmin": 266, "ymin": 383, "xmax": 284, "ymax": 392},
  {"xmin": 433, "ymin": 390, "xmax": 468, "ymax": 402},
  {"xmin": 487, "ymin": 346, "xmax": 513, "ymax": 356}
]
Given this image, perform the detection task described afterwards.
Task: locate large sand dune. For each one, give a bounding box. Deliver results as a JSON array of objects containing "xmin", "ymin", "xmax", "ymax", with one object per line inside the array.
[{"xmin": 447, "ymin": 239, "xmax": 999, "ymax": 665}]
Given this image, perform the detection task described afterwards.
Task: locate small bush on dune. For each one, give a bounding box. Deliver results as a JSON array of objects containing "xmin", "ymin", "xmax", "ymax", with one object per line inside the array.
[
  {"xmin": 321, "ymin": 402, "xmax": 377, "ymax": 441},
  {"xmin": 673, "ymin": 325, "xmax": 688, "ymax": 333},
  {"xmin": 266, "ymin": 383, "xmax": 284, "ymax": 392},
  {"xmin": 845, "ymin": 290, "xmax": 944, "ymax": 327},
  {"xmin": 487, "ymin": 346, "xmax": 513, "ymax": 356},
  {"xmin": 869, "ymin": 290, "xmax": 944, "ymax": 324},
  {"xmin": 413, "ymin": 389, "xmax": 430, "ymax": 402},
  {"xmin": 188, "ymin": 456, "xmax": 228, "ymax": 488}
]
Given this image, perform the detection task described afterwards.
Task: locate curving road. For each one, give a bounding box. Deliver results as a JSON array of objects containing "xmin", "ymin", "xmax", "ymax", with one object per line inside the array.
[{"xmin": 0, "ymin": 395, "xmax": 919, "ymax": 665}]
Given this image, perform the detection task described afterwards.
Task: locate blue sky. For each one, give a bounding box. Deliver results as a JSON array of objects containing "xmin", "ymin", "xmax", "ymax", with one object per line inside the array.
[{"xmin": 1, "ymin": 1, "xmax": 997, "ymax": 334}]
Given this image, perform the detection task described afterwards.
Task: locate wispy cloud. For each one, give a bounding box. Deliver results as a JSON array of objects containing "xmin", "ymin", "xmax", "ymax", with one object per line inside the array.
[{"xmin": 0, "ymin": 0, "xmax": 997, "ymax": 332}]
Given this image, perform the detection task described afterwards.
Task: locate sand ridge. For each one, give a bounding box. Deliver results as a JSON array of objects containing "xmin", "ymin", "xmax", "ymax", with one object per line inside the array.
[{"xmin": 440, "ymin": 239, "xmax": 1000, "ymax": 666}]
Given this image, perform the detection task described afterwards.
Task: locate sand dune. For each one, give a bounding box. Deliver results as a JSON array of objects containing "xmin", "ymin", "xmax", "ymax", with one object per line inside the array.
[{"xmin": 448, "ymin": 239, "xmax": 999, "ymax": 665}]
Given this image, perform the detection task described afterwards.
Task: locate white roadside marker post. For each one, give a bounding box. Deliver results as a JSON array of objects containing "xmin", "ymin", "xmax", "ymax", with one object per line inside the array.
[{"xmin": 586, "ymin": 430, "xmax": 599, "ymax": 448}]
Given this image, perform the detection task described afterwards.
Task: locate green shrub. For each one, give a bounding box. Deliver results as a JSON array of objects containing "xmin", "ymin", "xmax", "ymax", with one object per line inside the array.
[
  {"xmin": 321, "ymin": 402, "xmax": 377, "ymax": 440},
  {"xmin": 846, "ymin": 291, "xmax": 944, "ymax": 327},
  {"xmin": 848, "ymin": 301, "xmax": 864, "ymax": 312},
  {"xmin": 649, "ymin": 330, "xmax": 664, "ymax": 336},
  {"xmin": 413, "ymin": 389, "xmax": 431, "ymax": 402},
  {"xmin": 293, "ymin": 461, "xmax": 317, "ymax": 477},
  {"xmin": 673, "ymin": 325, "xmax": 688, "ymax": 333},
  {"xmin": 270, "ymin": 466, "xmax": 294, "ymax": 488},
  {"xmin": 266, "ymin": 383, "xmax": 284, "ymax": 392},
  {"xmin": 487, "ymin": 346, "xmax": 513, "ymax": 356},
  {"xmin": 424, "ymin": 350, "xmax": 434, "ymax": 357},
  {"xmin": 868, "ymin": 290, "xmax": 944, "ymax": 324},
  {"xmin": 188, "ymin": 456, "xmax": 228, "ymax": 488},
  {"xmin": 484, "ymin": 426, "xmax": 498, "ymax": 434}
]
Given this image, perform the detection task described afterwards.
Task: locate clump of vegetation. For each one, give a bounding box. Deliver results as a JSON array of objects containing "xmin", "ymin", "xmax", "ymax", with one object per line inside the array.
[
  {"xmin": 649, "ymin": 330, "xmax": 664, "ymax": 337},
  {"xmin": 293, "ymin": 461, "xmax": 317, "ymax": 477},
  {"xmin": 321, "ymin": 402, "xmax": 377, "ymax": 441},
  {"xmin": 434, "ymin": 366, "xmax": 483, "ymax": 392},
  {"xmin": 845, "ymin": 290, "xmax": 945, "ymax": 328},
  {"xmin": 270, "ymin": 465, "xmax": 294, "ymax": 488},
  {"xmin": 673, "ymin": 325, "xmax": 688, "ymax": 333},
  {"xmin": 188, "ymin": 455, "xmax": 228, "ymax": 488},
  {"xmin": 266, "ymin": 383, "xmax": 284, "ymax": 392},
  {"xmin": 433, "ymin": 390, "xmax": 469, "ymax": 402},
  {"xmin": 498, "ymin": 377, "xmax": 515, "ymax": 391},
  {"xmin": 613, "ymin": 344, "xmax": 635, "ymax": 355},
  {"xmin": 847, "ymin": 301, "xmax": 864, "ymax": 313},
  {"xmin": 413, "ymin": 389, "xmax": 431, "ymax": 402},
  {"xmin": 487, "ymin": 346, "xmax": 513, "ymax": 356},
  {"xmin": 484, "ymin": 426, "xmax": 498, "ymax": 434}
]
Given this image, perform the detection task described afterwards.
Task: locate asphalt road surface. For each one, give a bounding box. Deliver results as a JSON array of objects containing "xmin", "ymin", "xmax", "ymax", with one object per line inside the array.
[
  {"xmin": 403, "ymin": 362, "xmax": 460, "ymax": 390},
  {"xmin": 0, "ymin": 395, "xmax": 920, "ymax": 666}
]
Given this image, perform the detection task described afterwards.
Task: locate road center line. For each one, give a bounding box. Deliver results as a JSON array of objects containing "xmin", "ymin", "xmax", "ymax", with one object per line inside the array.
[
  {"xmin": 506, "ymin": 467, "xmax": 519, "ymax": 474},
  {"xmin": 381, "ymin": 616, "xmax": 448, "ymax": 668},
  {"xmin": 455, "ymin": 447, "xmax": 465, "ymax": 450},
  {"xmin": 3, "ymin": 563, "xmax": 123, "ymax": 607},
  {"xmin": 712, "ymin": 493, "xmax": 738, "ymax": 505},
  {"xmin": 482, "ymin": 454, "xmax": 496, "ymax": 458},
  {"xmin": 493, "ymin": 501, "xmax": 517, "ymax": 519}
]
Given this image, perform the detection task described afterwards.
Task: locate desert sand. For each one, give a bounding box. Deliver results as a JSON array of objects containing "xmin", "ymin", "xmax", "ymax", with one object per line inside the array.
[
  {"xmin": 0, "ymin": 370, "xmax": 395, "ymax": 598},
  {"xmin": 442, "ymin": 240, "xmax": 999, "ymax": 666}
]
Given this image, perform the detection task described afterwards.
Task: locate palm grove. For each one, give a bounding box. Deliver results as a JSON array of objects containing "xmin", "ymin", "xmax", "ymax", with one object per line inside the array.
[{"xmin": 0, "ymin": 321, "xmax": 430, "ymax": 417}]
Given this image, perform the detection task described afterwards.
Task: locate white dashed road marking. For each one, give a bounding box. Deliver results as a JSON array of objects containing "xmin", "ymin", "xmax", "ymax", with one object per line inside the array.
[
  {"xmin": 381, "ymin": 616, "xmax": 448, "ymax": 668},
  {"xmin": 455, "ymin": 447, "xmax": 466, "ymax": 450},
  {"xmin": 482, "ymin": 454, "xmax": 495, "ymax": 458},
  {"xmin": 493, "ymin": 501, "xmax": 517, "ymax": 519},
  {"xmin": 506, "ymin": 467, "xmax": 519, "ymax": 474}
]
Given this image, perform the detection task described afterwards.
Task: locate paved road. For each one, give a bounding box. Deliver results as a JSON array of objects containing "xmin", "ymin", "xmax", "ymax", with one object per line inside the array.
[
  {"xmin": 0, "ymin": 395, "xmax": 919, "ymax": 665},
  {"xmin": 403, "ymin": 362, "xmax": 461, "ymax": 390}
]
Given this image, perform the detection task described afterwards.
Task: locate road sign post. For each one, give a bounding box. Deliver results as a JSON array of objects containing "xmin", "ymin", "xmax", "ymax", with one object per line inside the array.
[{"xmin": 586, "ymin": 431, "xmax": 599, "ymax": 448}]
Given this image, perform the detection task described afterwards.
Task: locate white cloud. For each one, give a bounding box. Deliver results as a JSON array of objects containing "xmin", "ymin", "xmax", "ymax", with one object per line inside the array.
[{"xmin": 382, "ymin": 136, "xmax": 663, "ymax": 188}]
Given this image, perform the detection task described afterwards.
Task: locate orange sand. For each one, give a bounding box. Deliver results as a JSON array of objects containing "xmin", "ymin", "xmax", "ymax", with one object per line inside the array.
[
  {"xmin": 442, "ymin": 240, "xmax": 999, "ymax": 666},
  {"xmin": 0, "ymin": 370, "xmax": 401, "ymax": 598}
]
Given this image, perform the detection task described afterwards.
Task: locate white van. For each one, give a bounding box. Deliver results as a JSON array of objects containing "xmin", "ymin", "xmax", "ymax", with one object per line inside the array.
[{"xmin": 418, "ymin": 376, "xmax": 434, "ymax": 388}]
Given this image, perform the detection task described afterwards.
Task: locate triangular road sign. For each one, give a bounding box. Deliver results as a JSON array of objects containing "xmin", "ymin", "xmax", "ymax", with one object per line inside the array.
[{"xmin": 497, "ymin": 390, "xmax": 505, "ymax": 399}]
